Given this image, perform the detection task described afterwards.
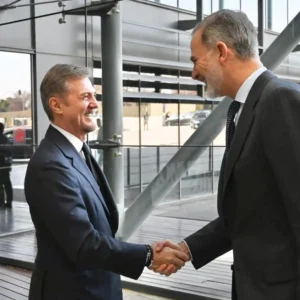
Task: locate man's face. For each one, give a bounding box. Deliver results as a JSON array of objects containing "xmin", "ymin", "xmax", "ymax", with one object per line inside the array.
[
  {"xmin": 57, "ymin": 77, "xmax": 98, "ymax": 140},
  {"xmin": 190, "ymin": 30, "xmax": 224, "ymax": 98}
]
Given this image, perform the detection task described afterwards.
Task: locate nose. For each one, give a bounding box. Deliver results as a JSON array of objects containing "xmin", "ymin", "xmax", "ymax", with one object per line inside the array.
[
  {"xmin": 90, "ymin": 95, "xmax": 98, "ymax": 108},
  {"xmin": 192, "ymin": 67, "xmax": 197, "ymax": 80}
]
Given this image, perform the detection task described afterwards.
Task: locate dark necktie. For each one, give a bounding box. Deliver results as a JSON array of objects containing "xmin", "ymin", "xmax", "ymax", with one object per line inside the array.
[
  {"xmin": 218, "ymin": 100, "xmax": 241, "ymax": 212},
  {"xmin": 82, "ymin": 143, "xmax": 99, "ymax": 183},
  {"xmin": 226, "ymin": 101, "xmax": 241, "ymax": 150}
]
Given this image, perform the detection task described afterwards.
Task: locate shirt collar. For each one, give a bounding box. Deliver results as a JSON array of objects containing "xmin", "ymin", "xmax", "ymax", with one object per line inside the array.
[
  {"xmin": 235, "ymin": 66, "xmax": 267, "ymax": 104},
  {"xmin": 51, "ymin": 123, "xmax": 83, "ymax": 152}
]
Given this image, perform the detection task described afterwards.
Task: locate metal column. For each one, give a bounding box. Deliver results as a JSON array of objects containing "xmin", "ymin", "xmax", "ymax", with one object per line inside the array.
[
  {"xmin": 101, "ymin": 1, "xmax": 124, "ymax": 226},
  {"xmin": 196, "ymin": 0, "xmax": 203, "ymax": 22},
  {"xmin": 120, "ymin": 11, "xmax": 300, "ymax": 240},
  {"xmin": 258, "ymin": 0, "xmax": 264, "ymax": 55}
]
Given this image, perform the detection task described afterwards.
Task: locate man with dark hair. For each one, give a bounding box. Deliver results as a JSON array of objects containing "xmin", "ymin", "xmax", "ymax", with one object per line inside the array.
[
  {"xmin": 25, "ymin": 64, "xmax": 188, "ymax": 300},
  {"xmin": 0, "ymin": 122, "xmax": 12, "ymax": 209},
  {"xmin": 155, "ymin": 9, "xmax": 300, "ymax": 300}
]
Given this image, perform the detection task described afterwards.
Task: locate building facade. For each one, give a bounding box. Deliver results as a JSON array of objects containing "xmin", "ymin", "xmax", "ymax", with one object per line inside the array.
[{"xmin": 0, "ymin": 0, "xmax": 299, "ymax": 205}]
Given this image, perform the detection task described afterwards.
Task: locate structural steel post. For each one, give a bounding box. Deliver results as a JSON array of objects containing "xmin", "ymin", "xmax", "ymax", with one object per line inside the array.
[
  {"xmin": 120, "ymin": 12, "xmax": 300, "ymax": 240},
  {"xmin": 101, "ymin": 1, "xmax": 125, "ymax": 225}
]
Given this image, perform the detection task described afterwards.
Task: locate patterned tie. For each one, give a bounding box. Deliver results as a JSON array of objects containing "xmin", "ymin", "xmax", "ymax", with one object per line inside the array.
[
  {"xmin": 226, "ymin": 101, "xmax": 241, "ymax": 150},
  {"xmin": 218, "ymin": 100, "xmax": 241, "ymax": 214}
]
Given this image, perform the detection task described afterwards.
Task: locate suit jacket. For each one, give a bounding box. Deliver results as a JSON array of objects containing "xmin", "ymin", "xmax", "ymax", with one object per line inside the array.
[
  {"xmin": 25, "ymin": 126, "xmax": 147, "ymax": 300},
  {"xmin": 185, "ymin": 70, "xmax": 300, "ymax": 300}
]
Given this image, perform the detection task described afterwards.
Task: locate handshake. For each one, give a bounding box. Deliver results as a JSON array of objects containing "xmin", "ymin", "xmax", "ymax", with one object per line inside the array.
[{"xmin": 149, "ymin": 240, "xmax": 191, "ymax": 276}]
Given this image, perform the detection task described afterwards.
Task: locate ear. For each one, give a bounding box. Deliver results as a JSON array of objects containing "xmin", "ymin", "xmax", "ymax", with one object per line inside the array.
[
  {"xmin": 49, "ymin": 96, "xmax": 64, "ymax": 116},
  {"xmin": 216, "ymin": 41, "xmax": 228, "ymax": 63}
]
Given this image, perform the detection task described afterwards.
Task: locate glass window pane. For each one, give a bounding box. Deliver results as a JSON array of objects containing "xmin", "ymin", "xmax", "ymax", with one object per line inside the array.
[
  {"xmin": 0, "ymin": 51, "xmax": 32, "ymax": 211},
  {"xmin": 267, "ymin": 0, "xmax": 288, "ymax": 32},
  {"xmin": 0, "ymin": 52, "xmax": 32, "ymax": 159},
  {"xmin": 212, "ymin": 0, "xmax": 219, "ymax": 12},
  {"xmin": 223, "ymin": 0, "xmax": 240, "ymax": 10},
  {"xmin": 203, "ymin": 0, "xmax": 212, "ymax": 15},
  {"xmin": 288, "ymin": 0, "xmax": 300, "ymax": 22},
  {"xmin": 154, "ymin": 0, "xmax": 177, "ymax": 7},
  {"xmin": 179, "ymin": 0, "xmax": 196, "ymax": 12},
  {"xmin": 241, "ymin": 1, "xmax": 258, "ymax": 27}
]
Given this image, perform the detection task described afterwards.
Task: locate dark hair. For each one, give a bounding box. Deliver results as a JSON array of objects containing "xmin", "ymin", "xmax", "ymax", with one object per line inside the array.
[
  {"xmin": 193, "ymin": 9, "xmax": 259, "ymax": 60},
  {"xmin": 0, "ymin": 123, "xmax": 4, "ymax": 133},
  {"xmin": 40, "ymin": 64, "xmax": 89, "ymax": 120}
]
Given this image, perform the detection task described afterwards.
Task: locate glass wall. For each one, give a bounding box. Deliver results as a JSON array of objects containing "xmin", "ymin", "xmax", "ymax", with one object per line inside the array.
[
  {"xmin": 288, "ymin": 0, "xmax": 300, "ymax": 22},
  {"xmin": 241, "ymin": 1, "xmax": 258, "ymax": 27},
  {"xmin": 93, "ymin": 61, "xmax": 223, "ymax": 206},
  {"xmin": 146, "ymin": 0, "xmax": 300, "ymax": 33},
  {"xmin": 267, "ymin": 0, "xmax": 288, "ymax": 32},
  {"xmin": 0, "ymin": 51, "xmax": 33, "ymax": 209}
]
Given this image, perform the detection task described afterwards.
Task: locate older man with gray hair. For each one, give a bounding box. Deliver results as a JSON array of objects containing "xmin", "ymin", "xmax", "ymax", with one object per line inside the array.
[{"xmin": 155, "ymin": 9, "xmax": 300, "ymax": 300}]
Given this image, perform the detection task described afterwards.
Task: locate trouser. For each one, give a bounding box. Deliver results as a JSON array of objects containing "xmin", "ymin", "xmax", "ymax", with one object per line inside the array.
[{"xmin": 0, "ymin": 169, "xmax": 12, "ymax": 205}]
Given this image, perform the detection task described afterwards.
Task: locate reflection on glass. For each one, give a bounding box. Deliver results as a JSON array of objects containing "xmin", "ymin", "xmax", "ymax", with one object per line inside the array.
[
  {"xmin": 288, "ymin": 0, "xmax": 300, "ymax": 22},
  {"xmin": 241, "ymin": 1, "xmax": 258, "ymax": 27},
  {"xmin": 0, "ymin": 52, "xmax": 32, "ymax": 158},
  {"xmin": 0, "ymin": 51, "xmax": 32, "ymax": 210},
  {"xmin": 267, "ymin": 0, "xmax": 288, "ymax": 32}
]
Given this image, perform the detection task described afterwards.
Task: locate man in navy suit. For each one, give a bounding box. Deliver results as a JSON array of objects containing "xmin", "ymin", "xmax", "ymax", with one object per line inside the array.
[{"xmin": 25, "ymin": 64, "xmax": 189, "ymax": 300}]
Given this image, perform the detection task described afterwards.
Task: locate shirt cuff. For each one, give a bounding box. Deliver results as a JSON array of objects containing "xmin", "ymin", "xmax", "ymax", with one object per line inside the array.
[{"xmin": 182, "ymin": 240, "xmax": 193, "ymax": 261}]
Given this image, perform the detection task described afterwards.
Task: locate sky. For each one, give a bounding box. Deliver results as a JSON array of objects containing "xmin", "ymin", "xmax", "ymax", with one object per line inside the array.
[{"xmin": 0, "ymin": 51, "xmax": 31, "ymax": 99}]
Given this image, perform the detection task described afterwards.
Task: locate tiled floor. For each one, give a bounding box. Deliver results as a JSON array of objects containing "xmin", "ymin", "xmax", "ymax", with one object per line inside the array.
[{"xmin": 0, "ymin": 199, "xmax": 233, "ymax": 300}]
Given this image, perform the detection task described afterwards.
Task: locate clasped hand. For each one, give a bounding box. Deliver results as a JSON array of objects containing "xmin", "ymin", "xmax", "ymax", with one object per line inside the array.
[{"xmin": 149, "ymin": 240, "xmax": 191, "ymax": 276}]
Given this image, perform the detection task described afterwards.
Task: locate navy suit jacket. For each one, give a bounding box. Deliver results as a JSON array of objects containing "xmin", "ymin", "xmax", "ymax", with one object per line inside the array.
[{"xmin": 25, "ymin": 125, "xmax": 147, "ymax": 300}]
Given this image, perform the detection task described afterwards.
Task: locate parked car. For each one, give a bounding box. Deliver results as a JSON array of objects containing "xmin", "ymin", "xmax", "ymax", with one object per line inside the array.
[
  {"xmin": 190, "ymin": 110, "xmax": 211, "ymax": 129},
  {"xmin": 165, "ymin": 112, "xmax": 194, "ymax": 126},
  {"xmin": 4, "ymin": 126, "xmax": 34, "ymax": 159}
]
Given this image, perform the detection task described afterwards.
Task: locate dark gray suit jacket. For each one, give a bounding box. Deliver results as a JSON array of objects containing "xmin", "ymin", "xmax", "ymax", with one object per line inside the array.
[
  {"xmin": 25, "ymin": 126, "xmax": 147, "ymax": 300},
  {"xmin": 185, "ymin": 70, "xmax": 300, "ymax": 300}
]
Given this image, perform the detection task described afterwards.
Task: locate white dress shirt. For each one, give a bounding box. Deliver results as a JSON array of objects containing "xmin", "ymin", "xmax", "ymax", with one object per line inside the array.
[
  {"xmin": 234, "ymin": 66, "xmax": 267, "ymax": 124},
  {"xmin": 51, "ymin": 123, "xmax": 83, "ymax": 153}
]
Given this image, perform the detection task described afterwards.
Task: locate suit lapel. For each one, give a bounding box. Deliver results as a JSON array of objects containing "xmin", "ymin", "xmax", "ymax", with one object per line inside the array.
[
  {"xmin": 45, "ymin": 126, "xmax": 111, "ymax": 216},
  {"xmin": 90, "ymin": 154, "xmax": 119, "ymax": 232},
  {"xmin": 71, "ymin": 155, "xmax": 110, "ymax": 215},
  {"xmin": 223, "ymin": 71, "xmax": 276, "ymax": 194}
]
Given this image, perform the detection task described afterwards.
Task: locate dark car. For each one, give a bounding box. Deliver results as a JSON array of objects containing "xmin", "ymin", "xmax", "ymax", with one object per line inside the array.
[
  {"xmin": 165, "ymin": 112, "xmax": 194, "ymax": 126},
  {"xmin": 4, "ymin": 126, "xmax": 34, "ymax": 159},
  {"xmin": 190, "ymin": 110, "xmax": 211, "ymax": 129}
]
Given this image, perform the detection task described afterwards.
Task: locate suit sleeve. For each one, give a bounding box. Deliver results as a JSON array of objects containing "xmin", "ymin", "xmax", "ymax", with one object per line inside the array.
[
  {"xmin": 25, "ymin": 161, "xmax": 147, "ymax": 280},
  {"xmin": 184, "ymin": 216, "xmax": 232, "ymax": 269},
  {"xmin": 261, "ymin": 85, "xmax": 300, "ymax": 258}
]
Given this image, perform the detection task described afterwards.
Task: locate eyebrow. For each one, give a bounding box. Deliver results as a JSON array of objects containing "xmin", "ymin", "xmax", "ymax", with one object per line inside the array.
[{"xmin": 80, "ymin": 91, "xmax": 96, "ymax": 96}]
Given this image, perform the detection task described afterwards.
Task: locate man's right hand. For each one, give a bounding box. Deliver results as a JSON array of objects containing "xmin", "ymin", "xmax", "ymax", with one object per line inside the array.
[{"xmin": 149, "ymin": 240, "xmax": 191, "ymax": 276}]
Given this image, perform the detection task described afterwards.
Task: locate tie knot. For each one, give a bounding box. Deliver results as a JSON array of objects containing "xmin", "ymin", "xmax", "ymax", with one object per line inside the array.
[
  {"xmin": 228, "ymin": 101, "xmax": 240, "ymax": 117},
  {"xmin": 82, "ymin": 143, "xmax": 90, "ymax": 156}
]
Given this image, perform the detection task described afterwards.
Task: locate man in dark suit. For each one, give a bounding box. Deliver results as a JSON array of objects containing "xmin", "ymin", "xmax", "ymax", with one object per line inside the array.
[
  {"xmin": 25, "ymin": 64, "xmax": 189, "ymax": 300},
  {"xmin": 0, "ymin": 122, "xmax": 13, "ymax": 209},
  {"xmin": 155, "ymin": 9, "xmax": 300, "ymax": 300}
]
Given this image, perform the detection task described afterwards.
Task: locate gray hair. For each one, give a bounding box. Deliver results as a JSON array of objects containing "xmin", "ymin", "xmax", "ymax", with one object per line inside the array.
[
  {"xmin": 193, "ymin": 9, "xmax": 259, "ymax": 60},
  {"xmin": 40, "ymin": 64, "xmax": 89, "ymax": 120}
]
